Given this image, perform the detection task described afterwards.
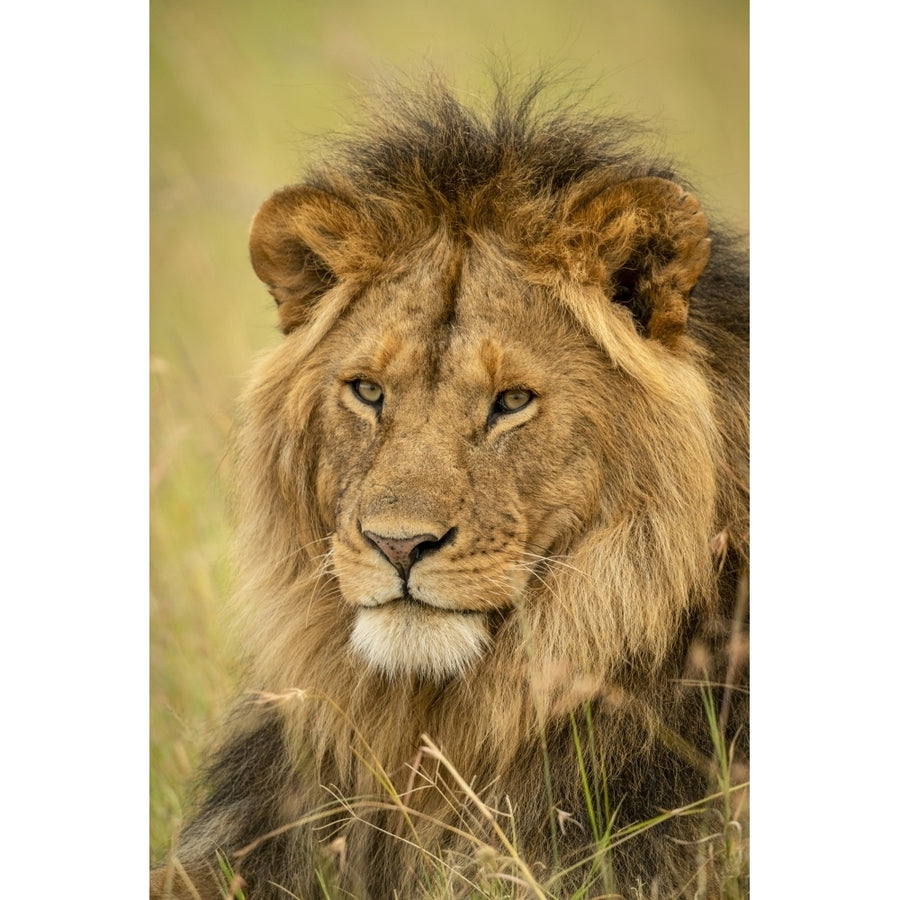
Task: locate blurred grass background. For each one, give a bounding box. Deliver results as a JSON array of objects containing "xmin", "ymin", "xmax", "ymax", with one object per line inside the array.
[{"xmin": 149, "ymin": 0, "xmax": 748, "ymax": 861}]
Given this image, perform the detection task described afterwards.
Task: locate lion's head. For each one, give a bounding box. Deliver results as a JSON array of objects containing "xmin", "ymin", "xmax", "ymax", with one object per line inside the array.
[
  {"xmin": 232, "ymin": 88, "xmax": 744, "ymax": 716},
  {"xmin": 246, "ymin": 163, "xmax": 726, "ymax": 688}
]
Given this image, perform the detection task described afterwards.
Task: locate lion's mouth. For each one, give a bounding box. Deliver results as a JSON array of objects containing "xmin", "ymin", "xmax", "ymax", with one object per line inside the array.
[{"xmin": 388, "ymin": 594, "xmax": 484, "ymax": 616}]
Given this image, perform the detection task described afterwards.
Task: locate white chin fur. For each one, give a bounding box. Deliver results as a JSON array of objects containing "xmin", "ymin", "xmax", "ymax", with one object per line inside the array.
[{"xmin": 349, "ymin": 604, "xmax": 490, "ymax": 681}]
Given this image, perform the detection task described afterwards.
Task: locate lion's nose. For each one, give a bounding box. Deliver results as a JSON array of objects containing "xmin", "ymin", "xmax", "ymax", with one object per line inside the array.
[{"xmin": 362, "ymin": 529, "xmax": 454, "ymax": 580}]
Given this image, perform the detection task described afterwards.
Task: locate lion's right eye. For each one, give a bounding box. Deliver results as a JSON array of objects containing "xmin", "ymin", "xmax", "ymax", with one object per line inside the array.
[{"xmin": 351, "ymin": 379, "xmax": 384, "ymax": 407}]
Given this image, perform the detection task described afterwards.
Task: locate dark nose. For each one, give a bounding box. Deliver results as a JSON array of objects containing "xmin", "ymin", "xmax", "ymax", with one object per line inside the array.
[{"xmin": 363, "ymin": 530, "xmax": 451, "ymax": 580}]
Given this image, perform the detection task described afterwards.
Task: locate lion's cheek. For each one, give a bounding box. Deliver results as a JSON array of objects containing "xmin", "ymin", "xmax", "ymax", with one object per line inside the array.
[
  {"xmin": 408, "ymin": 562, "xmax": 528, "ymax": 612},
  {"xmin": 348, "ymin": 604, "xmax": 491, "ymax": 680}
]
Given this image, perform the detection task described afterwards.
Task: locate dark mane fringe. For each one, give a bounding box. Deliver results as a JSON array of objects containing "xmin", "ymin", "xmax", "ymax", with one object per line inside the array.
[
  {"xmin": 303, "ymin": 74, "xmax": 747, "ymax": 336},
  {"xmin": 309, "ymin": 73, "xmax": 676, "ymax": 209}
]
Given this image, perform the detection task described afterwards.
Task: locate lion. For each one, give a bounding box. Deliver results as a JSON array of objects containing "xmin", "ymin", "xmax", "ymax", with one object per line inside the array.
[{"xmin": 151, "ymin": 78, "xmax": 748, "ymax": 900}]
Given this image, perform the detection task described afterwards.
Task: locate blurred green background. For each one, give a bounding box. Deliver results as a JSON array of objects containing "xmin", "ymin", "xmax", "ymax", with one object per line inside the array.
[{"xmin": 149, "ymin": 0, "xmax": 748, "ymax": 861}]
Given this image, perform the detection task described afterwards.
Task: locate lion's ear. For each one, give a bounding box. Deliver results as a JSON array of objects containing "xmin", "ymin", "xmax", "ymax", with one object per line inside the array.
[
  {"xmin": 249, "ymin": 185, "xmax": 360, "ymax": 334},
  {"xmin": 578, "ymin": 176, "xmax": 711, "ymax": 344}
]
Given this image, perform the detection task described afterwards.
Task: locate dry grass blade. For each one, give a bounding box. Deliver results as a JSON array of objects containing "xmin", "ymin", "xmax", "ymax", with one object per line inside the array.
[{"xmin": 419, "ymin": 734, "xmax": 549, "ymax": 900}]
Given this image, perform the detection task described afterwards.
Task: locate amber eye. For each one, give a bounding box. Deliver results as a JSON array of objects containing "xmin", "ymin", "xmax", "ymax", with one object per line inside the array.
[
  {"xmin": 496, "ymin": 389, "xmax": 533, "ymax": 413},
  {"xmin": 351, "ymin": 379, "xmax": 384, "ymax": 407},
  {"xmin": 488, "ymin": 388, "xmax": 534, "ymax": 427}
]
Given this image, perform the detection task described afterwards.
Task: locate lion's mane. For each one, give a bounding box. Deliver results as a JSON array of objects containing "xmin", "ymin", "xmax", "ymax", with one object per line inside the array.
[{"xmin": 153, "ymin": 77, "xmax": 748, "ymax": 900}]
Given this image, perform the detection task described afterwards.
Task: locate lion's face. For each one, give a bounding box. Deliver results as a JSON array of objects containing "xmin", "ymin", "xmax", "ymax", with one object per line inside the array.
[
  {"xmin": 308, "ymin": 238, "xmax": 612, "ymax": 680},
  {"xmin": 249, "ymin": 173, "xmax": 720, "ymax": 688}
]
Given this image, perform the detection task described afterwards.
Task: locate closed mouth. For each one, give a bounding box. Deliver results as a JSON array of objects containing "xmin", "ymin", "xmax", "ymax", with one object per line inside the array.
[{"xmin": 388, "ymin": 594, "xmax": 483, "ymax": 616}]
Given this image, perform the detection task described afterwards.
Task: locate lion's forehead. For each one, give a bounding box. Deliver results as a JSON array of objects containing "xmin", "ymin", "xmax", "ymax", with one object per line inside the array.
[{"xmin": 337, "ymin": 242, "xmax": 587, "ymax": 394}]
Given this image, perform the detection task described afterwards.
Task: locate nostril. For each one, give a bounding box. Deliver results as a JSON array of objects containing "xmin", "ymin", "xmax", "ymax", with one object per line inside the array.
[
  {"xmin": 429, "ymin": 526, "xmax": 457, "ymax": 552},
  {"xmin": 363, "ymin": 528, "xmax": 455, "ymax": 580}
]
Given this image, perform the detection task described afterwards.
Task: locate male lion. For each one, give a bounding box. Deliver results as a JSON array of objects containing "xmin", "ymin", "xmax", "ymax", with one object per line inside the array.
[{"xmin": 152, "ymin": 79, "xmax": 748, "ymax": 899}]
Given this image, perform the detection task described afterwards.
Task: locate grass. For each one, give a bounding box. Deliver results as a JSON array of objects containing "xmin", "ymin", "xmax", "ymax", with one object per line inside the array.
[
  {"xmin": 150, "ymin": 0, "xmax": 748, "ymax": 882},
  {"xmin": 157, "ymin": 694, "xmax": 748, "ymax": 898}
]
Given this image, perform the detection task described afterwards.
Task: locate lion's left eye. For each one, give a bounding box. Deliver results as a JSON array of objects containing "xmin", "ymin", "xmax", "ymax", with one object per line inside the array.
[
  {"xmin": 496, "ymin": 389, "xmax": 533, "ymax": 412},
  {"xmin": 489, "ymin": 389, "xmax": 534, "ymax": 426}
]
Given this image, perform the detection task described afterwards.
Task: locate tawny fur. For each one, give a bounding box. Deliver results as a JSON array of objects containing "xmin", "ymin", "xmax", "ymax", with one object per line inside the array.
[{"xmin": 152, "ymin": 77, "xmax": 748, "ymax": 900}]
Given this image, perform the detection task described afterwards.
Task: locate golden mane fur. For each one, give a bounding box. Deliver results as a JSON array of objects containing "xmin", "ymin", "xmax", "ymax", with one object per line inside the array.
[{"xmin": 152, "ymin": 78, "xmax": 748, "ymax": 900}]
